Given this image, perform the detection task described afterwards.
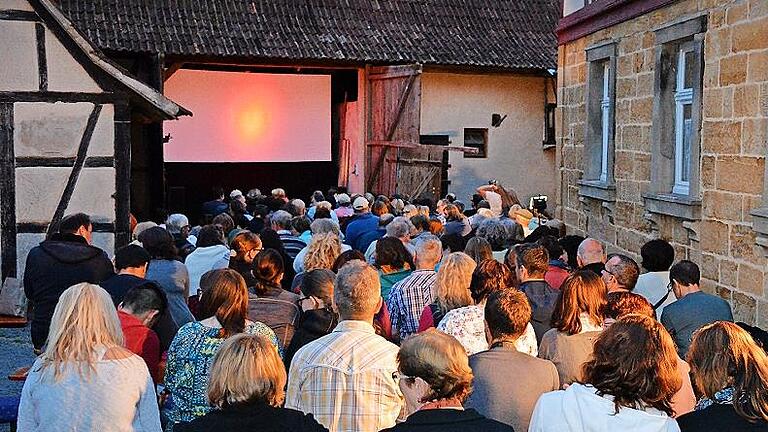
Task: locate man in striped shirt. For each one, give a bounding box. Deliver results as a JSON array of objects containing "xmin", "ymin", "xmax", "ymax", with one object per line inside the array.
[
  {"xmin": 387, "ymin": 234, "xmax": 442, "ymax": 342},
  {"xmin": 271, "ymin": 210, "xmax": 306, "ymax": 260},
  {"xmin": 286, "ymin": 261, "xmax": 403, "ymax": 432}
]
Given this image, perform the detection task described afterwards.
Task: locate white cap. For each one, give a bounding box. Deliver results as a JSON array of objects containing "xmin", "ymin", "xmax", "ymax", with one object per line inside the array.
[
  {"xmin": 230, "ymin": 189, "xmax": 243, "ymax": 199},
  {"xmin": 337, "ymin": 193, "xmax": 351, "ymax": 204},
  {"xmin": 353, "ymin": 196, "xmax": 370, "ymax": 211}
]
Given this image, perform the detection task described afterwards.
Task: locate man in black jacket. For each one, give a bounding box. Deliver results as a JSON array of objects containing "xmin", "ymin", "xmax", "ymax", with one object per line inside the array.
[{"xmin": 24, "ymin": 213, "xmax": 114, "ymax": 350}]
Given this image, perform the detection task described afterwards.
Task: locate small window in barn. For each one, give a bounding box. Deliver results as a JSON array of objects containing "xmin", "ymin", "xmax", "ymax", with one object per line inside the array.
[
  {"xmin": 645, "ymin": 15, "xmax": 706, "ymax": 221},
  {"xmin": 463, "ymin": 128, "xmax": 488, "ymax": 158}
]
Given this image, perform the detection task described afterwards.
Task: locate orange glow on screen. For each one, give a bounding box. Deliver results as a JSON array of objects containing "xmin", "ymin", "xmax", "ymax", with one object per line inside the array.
[{"xmin": 164, "ymin": 70, "xmax": 331, "ymax": 162}]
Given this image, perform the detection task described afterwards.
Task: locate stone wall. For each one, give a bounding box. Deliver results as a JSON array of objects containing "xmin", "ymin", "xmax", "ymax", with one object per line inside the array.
[{"xmin": 556, "ymin": 0, "xmax": 768, "ymax": 325}]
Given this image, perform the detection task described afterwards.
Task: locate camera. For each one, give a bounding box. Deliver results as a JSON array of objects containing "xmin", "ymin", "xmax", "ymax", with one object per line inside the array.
[{"xmin": 529, "ymin": 195, "xmax": 548, "ymax": 212}]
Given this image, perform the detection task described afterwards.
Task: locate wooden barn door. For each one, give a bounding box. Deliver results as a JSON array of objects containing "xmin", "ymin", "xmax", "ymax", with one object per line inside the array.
[{"xmin": 365, "ymin": 65, "xmax": 422, "ymax": 196}]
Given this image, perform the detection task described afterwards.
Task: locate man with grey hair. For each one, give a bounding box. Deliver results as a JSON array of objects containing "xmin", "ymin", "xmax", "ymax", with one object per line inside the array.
[
  {"xmin": 386, "ymin": 234, "xmax": 442, "ymax": 341},
  {"xmin": 602, "ymin": 253, "xmax": 640, "ymax": 293},
  {"xmin": 271, "ymin": 209, "xmax": 306, "ymax": 260},
  {"xmin": 292, "ymin": 219, "xmax": 352, "ymax": 273},
  {"xmin": 364, "ymin": 216, "xmax": 415, "ymax": 263},
  {"xmin": 286, "ymin": 261, "xmax": 403, "ymax": 431},
  {"xmin": 165, "ymin": 213, "xmax": 195, "ymax": 260},
  {"xmin": 577, "ymin": 238, "xmax": 606, "ymax": 276}
]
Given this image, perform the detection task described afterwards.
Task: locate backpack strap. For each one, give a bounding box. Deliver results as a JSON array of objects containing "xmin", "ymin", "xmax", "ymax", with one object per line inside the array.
[{"xmin": 653, "ymin": 288, "xmax": 672, "ymax": 311}]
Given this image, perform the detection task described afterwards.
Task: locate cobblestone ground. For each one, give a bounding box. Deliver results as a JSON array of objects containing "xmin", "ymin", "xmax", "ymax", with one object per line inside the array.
[{"xmin": 0, "ymin": 325, "xmax": 35, "ymax": 432}]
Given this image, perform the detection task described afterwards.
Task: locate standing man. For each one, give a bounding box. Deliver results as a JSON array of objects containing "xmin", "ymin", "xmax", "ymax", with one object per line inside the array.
[
  {"xmin": 24, "ymin": 213, "xmax": 114, "ymax": 351},
  {"xmin": 661, "ymin": 260, "xmax": 733, "ymax": 357},
  {"xmin": 286, "ymin": 261, "xmax": 403, "ymax": 431},
  {"xmin": 576, "ymin": 238, "xmax": 606, "ymax": 275}
]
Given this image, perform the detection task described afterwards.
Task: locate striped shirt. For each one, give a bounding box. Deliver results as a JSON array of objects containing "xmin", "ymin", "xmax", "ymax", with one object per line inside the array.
[
  {"xmin": 387, "ymin": 269, "xmax": 437, "ymax": 340},
  {"xmin": 277, "ymin": 230, "xmax": 307, "ymax": 260},
  {"xmin": 286, "ymin": 320, "xmax": 404, "ymax": 432}
]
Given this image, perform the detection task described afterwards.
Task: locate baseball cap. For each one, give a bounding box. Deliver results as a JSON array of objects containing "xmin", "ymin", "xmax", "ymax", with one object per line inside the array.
[
  {"xmin": 230, "ymin": 189, "xmax": 243, "ymax": 199},
  {"xmin": 336, "ymin": 193, "xmax": 351, "ymax": 204},
  {"xmin": 353, "ymin": 196, "xmax": 370, "ymax": 211}
]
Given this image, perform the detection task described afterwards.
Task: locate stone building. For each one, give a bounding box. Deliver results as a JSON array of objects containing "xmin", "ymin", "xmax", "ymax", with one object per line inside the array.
[
  {"xmin": 0, "ymin": 0, "xmax": 188, "ymax": 284},
  {"xmin": 556, "ymin": 0, "xmax": 768, "ymax": 325}
]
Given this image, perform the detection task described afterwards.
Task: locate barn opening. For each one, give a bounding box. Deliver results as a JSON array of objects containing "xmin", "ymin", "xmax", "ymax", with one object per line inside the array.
[{"xmin": 132, "ymin": 66, "xmax": 357, "ymax": 225}]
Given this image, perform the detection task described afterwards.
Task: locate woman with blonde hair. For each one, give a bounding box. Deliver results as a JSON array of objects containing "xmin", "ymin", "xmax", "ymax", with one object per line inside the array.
[
  {"xmin": 291, "ymin": 232, "xmax": 342, "ymax": 292},
  {"xmin": 381, "ymin": 329, "xmax": 512, "ymax": 432},
  {"xmin": 677, "ymin": 321, "xmax": 768, "ymax": 431},
  {"xmin": 164, "ymin": 268, "xmax": 279, "ymax": 428},
  {"xmin": 538, "ymin": 270, "xmax": 606, "ymax": 385},
  {"xmin": 530, "ymin": 314, "xmax": 682, "ymax": 431},
  {"xmin": 417, "ymin": 252, "xmax": 475, "ymax": 331},
  {"xmin": 18, "ymin": 283, "xmax": 161, "ymax": 431},
  {"xmin": 174, "ymin": 334, "xmax": 327, "ymax": 432}
]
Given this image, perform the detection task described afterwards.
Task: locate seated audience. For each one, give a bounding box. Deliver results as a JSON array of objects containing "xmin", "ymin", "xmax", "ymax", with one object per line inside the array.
[
  {"xmin": 118, "ymin": 283, "xmax": 167, "ymax": 383},
  {"xmin": 444, "ymin": 204, "xmax": 472, "ymax": 237},
  {"xmin": 678, "ymin": 321, "xmax": 768, "ymax": 431},
  {"xmin": 228, "ymin": 231, "xmax": 262, "ymax": 287},
  {"xmin": 365, "ymin": 216, "xmax": 414, "ymax": 263},
  {"xmin": 185, "ymin": 224, "xmax": 230, "ymax": 306},
  {"xmin": 248, "ymin": 249, "xmax": 301, "ymax": 348},
  {"xmin": 438, "ymin": 260, "xmax": 537, "ymax": 356},
  {"xmin": 23, "ymin": 213, "xmax": 114, "ymax": 351},
  {"xmin": 293, "ymin": 219, "xmax": 351, "ymax": 273},
  {"xmin": 538, "ymin": 270, "xmax": 605, "ymax": 385},
  {"xmin": 576, "ymin": 238, "xmax": 605, "ymax": 275},
  {"xmin": 381, "ymin": 329, "xmax": 513, "ymax": 432},
  {"xmin": 559, "ymin": 234, "xmax": 585, "ymax": 270},
  {"xmin": 142, "ymin": 226, "xmax": 195, "ymax": 328},
  {"xmin": 538, "ymin": 235, "xmax": 570, "ymax": 290},
  {"xmin": 212, "ymin": 213, "xmax": 236, "ymax": 239},
  {"xmin": 202, "ymin": 187, "xmax": 229, "ymax": 218},
  {"xmin": 387, "ymin": 235, "xmax": 442, "ymax": 341},
  {"xmin": 345, "ymin": 197, "xmax": 380, "ymax": 252},
  {"xmin": 604, "ymin": 291, "xmax": 697, "ymax": 418},
  {"xmin": 164, "ymin": 269, "xmax": 279, "ymax": 427},
  {"xmin": 418, "ymin": 252, "xmax": 476, "ymax": 331},
  {"xmin": 529, "ymin": 314, "xmax": 681, "ymax": 431},
  {"xmin": 174, "ymin": 334, "xmax": 328, "ymax": 432},
  {"xmin": 476, "ymin": 219, "xmax": 513, "ymax": 262},
  {"xmin": 167, "ymin": 213, "xmax": 196, "ymax": 260},
  {"xmin": 292, "ymin": 232, "xmax": 342, "ymax": 291},
  {"xmin": 464, "ymin": 236, "xmax": 493, "ymax": 265},
  {"xmin": 661, "ymin": 260, "xmax": 733, "ymax": 357},
  {"xmin": 635, "ymin": 239, "xmax": 677, "ymax": 313},
  {"xmin": 286, "ymin": 261, "xmax": 402, "ymax": 431},
  {"xmin": 375, "ymin": 237, "xmax": 415, "ymax": 299},
  {"xmin": 601, "ymin": 253, "xmax": 640, "ymax": 293},
  {"xmin": 284, "ymin": 269, "xmax": 339, "ymax": 368},
  {"xmin": 466, "ymin": 290, "xmax": 559, "ymax": 431},
  {"xmin": 514, "ymin": 243, "xmax": 559, "ymax": 342},
  {"xmin": 101, "ymin": 244, "xmax": 152, "ymax": 304},
  {"xmin": 272, "ymin": 210, "xmax": 307, "ymax": 261},
  {"xmin": 18, "ymin": 283, "xmax": 161, "ymax": 431}
]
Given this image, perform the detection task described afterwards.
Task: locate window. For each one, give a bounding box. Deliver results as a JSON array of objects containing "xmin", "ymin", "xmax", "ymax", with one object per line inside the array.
[
  {"xmin": 645, "ymin": 15, "xmax": 706, "ymax": 220},
  {"xmin": 463, "ymin": 128, "xmax": 487, "ymax": 158},
  {"xmin": 578, "ymin": 41, "xmax": 617, "ymax": 202},
  {"xmin": 544, "ymin": 103, "xmax": 557, "ymax": 146}
]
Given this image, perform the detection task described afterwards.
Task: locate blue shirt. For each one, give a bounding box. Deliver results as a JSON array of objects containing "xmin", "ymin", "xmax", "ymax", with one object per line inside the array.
[
  {"xmin": 661, "ymin": 290, "xmax": 733, "ymax": 357},
  {"xmin": 344, "ymin": 213, "xmax": 379, "ymax": 252}
]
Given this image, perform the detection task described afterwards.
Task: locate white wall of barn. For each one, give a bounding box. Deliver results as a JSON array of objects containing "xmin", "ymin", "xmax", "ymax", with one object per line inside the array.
[{"xmin": 420, "ymin": 72, "xmax": 557, "ymax": 208}]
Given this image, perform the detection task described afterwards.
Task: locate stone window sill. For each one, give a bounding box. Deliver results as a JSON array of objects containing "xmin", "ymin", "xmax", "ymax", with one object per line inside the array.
[
  {"xmin": 578, "ymin": 180, "xmax": 616, "ymax": 202},
  {"xmin": 643, "ymin": 193, "xmax": 701, "ymax": 220}
]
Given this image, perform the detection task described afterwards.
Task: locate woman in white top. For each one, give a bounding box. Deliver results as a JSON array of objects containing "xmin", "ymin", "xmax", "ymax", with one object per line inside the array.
[
  {"xmin": 18, "ymin": 282, "xmax": 161, "ymax": 432},
  {"xmin": 530, "ymin": 314, "xmax": 681, "ymax": 432}
]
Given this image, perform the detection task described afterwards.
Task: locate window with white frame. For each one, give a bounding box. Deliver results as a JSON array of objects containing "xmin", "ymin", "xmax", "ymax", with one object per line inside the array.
[
  {"xmin": 673, "ymin": 42, "xmax": 695, "ymax": 195},
  {"xmin": 578, "ymin": 41, "xmax": 617, "ymax": 203},
  {"xmin": 600, "ymin": 61, "xmax": 611, "ymax": 183}
]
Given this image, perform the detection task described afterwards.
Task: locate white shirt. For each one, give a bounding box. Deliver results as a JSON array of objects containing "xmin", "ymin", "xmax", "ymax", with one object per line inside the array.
[
  {"xmin": 437, "ymin": 304, "xmax": 538, "ymax": 357},
  {"xmin": 485, "ymin": 191, "xmax": 503, "ymax": 216},
  {"xmin": 18, "ymin": 352, "xmax": 161, "ymax": 432},
  {"xmin": 634, "ymin": 271, "xmax": 677, "ymax": 318}
]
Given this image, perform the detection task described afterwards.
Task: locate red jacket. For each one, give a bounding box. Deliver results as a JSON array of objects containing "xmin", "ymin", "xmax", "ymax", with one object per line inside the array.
[
  {"xmin": 545, "ymin": 264, "xmax": 570, "ymax": 290},
  {"xmin": 118, "ymin": 310, "xmax": 161, "ymax": 383}
]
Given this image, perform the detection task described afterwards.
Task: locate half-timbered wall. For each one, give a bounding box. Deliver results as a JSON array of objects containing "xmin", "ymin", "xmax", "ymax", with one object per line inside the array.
[{"xmin": 0, "ymin": 0, "xmax": 126, "ymax": 282}]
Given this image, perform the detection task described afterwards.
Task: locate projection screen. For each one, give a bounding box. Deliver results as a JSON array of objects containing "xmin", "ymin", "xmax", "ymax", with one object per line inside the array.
[{"xmin": 163, "ymin": 70, "xmax": 332, "ymax": 162}]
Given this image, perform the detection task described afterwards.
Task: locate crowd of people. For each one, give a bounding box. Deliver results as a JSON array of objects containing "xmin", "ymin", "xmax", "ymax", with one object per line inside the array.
[{"xmin": 16, "ymin": 184, "xmax": 768, "ymax": 432}]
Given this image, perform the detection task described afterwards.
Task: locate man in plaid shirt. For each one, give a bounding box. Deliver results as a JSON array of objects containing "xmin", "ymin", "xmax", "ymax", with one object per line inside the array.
[
  {"xmin": 286, "ymin": 261, "xmax": 404, "ymax": 432},
  {"xmin": 387, "ymin": 235, "xmax": 442, "ymax": 341}
]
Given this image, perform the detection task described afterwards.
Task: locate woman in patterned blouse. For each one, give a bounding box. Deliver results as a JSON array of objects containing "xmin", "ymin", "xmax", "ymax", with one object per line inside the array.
[{"xmin": 163, "ymin": 268, "xmax": 280, "ymax": 429}]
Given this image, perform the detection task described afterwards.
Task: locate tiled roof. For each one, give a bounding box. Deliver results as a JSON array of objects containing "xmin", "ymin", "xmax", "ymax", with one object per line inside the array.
[{"xmin": 54, "ymin": 0, "xmax": 559, "ymax": 71}]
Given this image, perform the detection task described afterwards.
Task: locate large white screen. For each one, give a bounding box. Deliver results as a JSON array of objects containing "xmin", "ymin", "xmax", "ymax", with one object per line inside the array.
[{"xmin": 164, "ymin": 70, "xmax": 331, "ymax": 162}]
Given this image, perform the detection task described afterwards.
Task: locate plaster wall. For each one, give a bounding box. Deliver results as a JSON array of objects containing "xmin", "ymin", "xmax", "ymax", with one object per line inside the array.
[
  {"xmin": 0, "ymin": 20, "xmax": 39, "ymax": 91},
  {"xmin": 1, "ymin": 0, "xmax": 34, "ymax": 11},
  {"xmin": 420, "ymin": 72, "xmax": 556, "ymax": 206},
  {"xmin": 44, "ymin": 28, "xmax": 100, "ymax": 92},
  {"xmin": 15, "ymin": 167, "xmax": 116, "ymax": 224},
  {"xmin": 14, "ymin": 102, "xmax": 114, "ymax": 157}
]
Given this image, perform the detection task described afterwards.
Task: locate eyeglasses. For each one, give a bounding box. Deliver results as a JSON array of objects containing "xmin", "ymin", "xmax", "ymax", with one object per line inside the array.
[
  {"xmin": 392, "ymin": 371, "xmax": 416, "ymax": 382},
  {"xmin": 601, "ymin": 268, "xmax": 615, "ymax": 277}
]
